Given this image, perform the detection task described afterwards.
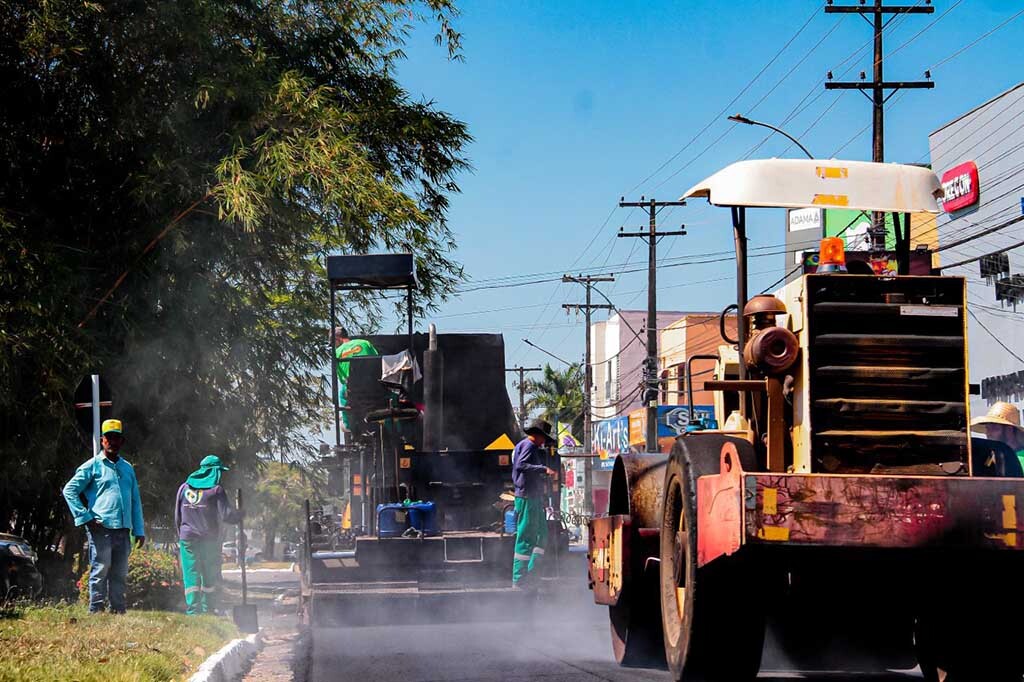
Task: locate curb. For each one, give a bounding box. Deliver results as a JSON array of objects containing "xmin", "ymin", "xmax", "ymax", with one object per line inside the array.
[{"xmin": 188, "ymin": 631, "xmax": 263, "ymax": 682}]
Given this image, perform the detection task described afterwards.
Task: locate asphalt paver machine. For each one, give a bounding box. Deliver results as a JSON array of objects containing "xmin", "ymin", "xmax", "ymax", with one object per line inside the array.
[
  {"xmin": 302, "ymin": 254, "xmax": 577, "ymax": 625},
  {"xmin": 587, "ymin": 159, "xmax": 1024, "ymax": 681}
]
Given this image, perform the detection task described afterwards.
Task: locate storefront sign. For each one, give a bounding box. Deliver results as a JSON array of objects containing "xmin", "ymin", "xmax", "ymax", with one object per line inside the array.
[
  {"xmin": 939, "ymin": 161, "xmax": 979, "ymax": 213},
  {"xmin": 593, "ymin": 416, "xmax": 630, "ymax": 471},
  {"xmin": 981, "ymin": 370, "xmax": 1024, "ymax": 404},
  {"xmin": 628, "ymin": 405, "xmax": 716, "ymax": 446},
  {"xmin": 788, "ymin": 208, "xmax": 823, "ymax": 232}
]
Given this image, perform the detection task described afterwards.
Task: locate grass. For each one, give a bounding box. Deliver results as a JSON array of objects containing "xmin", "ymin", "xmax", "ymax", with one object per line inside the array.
[{"xmin": 0, "ymin": 603, "xmax": 238, "ymax": 682}]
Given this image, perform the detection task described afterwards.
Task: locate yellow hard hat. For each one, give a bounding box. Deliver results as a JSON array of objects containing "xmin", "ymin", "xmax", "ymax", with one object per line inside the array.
[{"xmin": 101, "ymin": 419, "xmax": 123, "ymax": 435}]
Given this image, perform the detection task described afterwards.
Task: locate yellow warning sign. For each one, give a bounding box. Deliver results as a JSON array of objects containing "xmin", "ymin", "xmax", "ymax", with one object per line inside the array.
[{"xmin": 485, "ymin": 434, "xmax": 516, "ymax": 450}]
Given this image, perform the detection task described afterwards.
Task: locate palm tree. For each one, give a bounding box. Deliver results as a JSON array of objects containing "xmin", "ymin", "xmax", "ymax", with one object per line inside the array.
[{"xmin": 524, "ymin": 363, "xmax": 584, "ymax": 445}]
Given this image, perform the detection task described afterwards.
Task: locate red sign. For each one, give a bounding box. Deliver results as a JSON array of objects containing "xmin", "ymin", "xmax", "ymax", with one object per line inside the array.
[{"xmin": 939, "ymin": 161, "xmax": 979, "ymax": 213}]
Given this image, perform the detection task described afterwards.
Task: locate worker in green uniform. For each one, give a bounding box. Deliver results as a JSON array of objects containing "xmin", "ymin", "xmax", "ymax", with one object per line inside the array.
[
  {"xmin": 174, "ymin": 455, "xmax": 240, "ymax": 615},
  {"xmin": 972, "ymin": 401, "xmax": 1024, "ymax": 471},
  {"xmin": 511, "ymin": 419, "xmax": 557, "ymax": 590},
  {"xmin": 334, "ymin": 327, "xmax": 379, "ymax": 430}
]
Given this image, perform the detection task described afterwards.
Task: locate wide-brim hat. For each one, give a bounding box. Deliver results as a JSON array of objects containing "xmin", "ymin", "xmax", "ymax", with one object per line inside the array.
[
  {"xmin": 971, "ymin": 401, "xmax": 1024, "ymax": 433},
  {"xmin": 187, "ymin": 454, "xmax": 229, "ymax": 490},
  {"xmin": 524, "ymin": 418, "xmax": 556, "ymax": 444}
]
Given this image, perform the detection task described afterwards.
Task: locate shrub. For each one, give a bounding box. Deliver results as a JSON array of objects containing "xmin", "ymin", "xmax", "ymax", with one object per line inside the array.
[{"xmin": 78, "ymin": 544, "xmax": 183, "ymax": 611}]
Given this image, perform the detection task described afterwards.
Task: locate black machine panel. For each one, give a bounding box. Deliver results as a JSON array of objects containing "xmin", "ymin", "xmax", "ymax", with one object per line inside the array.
[
  {"xmin": 343, "ymin": 333, "xmax": 521, "ymax": 452},
  {"xmin": 327, "ymin": 253, "xmax": 417, "ymax": 289},
  {"xmin": 805, "ymin": 274, "xmax": 969, "ymax": 473}
]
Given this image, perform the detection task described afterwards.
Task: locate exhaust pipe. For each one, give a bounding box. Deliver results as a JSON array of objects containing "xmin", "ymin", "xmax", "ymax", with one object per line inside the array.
[{"xmin": 423, "ymin": 323, "xmax": 444, "ymax": 451}]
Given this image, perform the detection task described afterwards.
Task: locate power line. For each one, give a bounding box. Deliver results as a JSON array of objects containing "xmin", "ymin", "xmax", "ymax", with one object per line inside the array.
[
  {"xmin": 968, "ymin": 308, "xmax": 1024, "ymax": 365},
  {"xmin": 625, "ymin": 4, "xmax": 823, "ymax": 194},
  {"xmin": 931, "ymin": 8, "xmax": 1024, "ymax": 71}
]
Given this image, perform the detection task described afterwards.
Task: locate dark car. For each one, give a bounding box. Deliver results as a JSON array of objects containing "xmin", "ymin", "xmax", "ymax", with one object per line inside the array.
[{"xmin": 0, "ymin": 533, "xmax": 42, "ymax": 598}]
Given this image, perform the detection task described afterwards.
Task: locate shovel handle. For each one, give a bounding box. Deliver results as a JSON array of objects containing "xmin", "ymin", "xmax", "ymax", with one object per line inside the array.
[{"xmin": 237, "ymin": 488, "xmax": 247, "ymax": 605}]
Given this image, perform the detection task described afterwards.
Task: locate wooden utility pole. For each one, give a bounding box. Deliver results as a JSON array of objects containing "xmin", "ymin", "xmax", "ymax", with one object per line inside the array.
[
  {"xmin": 825, "ymin": 0, "xmax": 934, "ymax": 245},
  {"xmin": 505, "ymin": 366, "xmax": 541, "ymax": 430},
  {"xmin": 618, "ymin": 198, "xmax": 686, "ymax": 453},
  {"xmin": 563, "ymin": 274, "xmax": 614, "ymax": 516}
]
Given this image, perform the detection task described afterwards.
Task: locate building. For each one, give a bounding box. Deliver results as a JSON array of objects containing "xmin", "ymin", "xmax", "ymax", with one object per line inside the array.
[
  {"xmin": 928, "ymin": 82, "xmax": 1024, "ymax": 415},
  {"xmin": 590, "ymin": 309, "xmax": 690, "ymax": 422},
  {"xmin": 659, "ymin": 313, "xmax": 737, "ymax": 409}
]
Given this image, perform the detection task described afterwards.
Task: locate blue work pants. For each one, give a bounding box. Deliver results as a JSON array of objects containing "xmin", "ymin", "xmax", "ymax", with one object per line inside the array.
[{"xmin": 86, "ymin": 526, "xmax": 131, "ymax": 613}]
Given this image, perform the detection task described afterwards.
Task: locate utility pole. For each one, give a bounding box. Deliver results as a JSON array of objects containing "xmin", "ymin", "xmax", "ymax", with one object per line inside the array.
[
  {"xmin": 825, "ymin": 0, "xmax": 934, "ymax": 245},
  {"xmin": 562, "ymin": 274, "xmax": 614, "ymax": 517},
  {"xmin": 618, "ymin": 198, "xmax": 687, "ymax": 453},
  {"xmin": 505, "ymin": 366, "xmax": 541, "ymax": 430}
]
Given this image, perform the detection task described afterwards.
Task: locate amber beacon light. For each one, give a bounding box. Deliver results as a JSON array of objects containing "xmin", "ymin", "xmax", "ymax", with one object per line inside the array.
[{"xmin": 818, "ymin": 237, "xmax": 847, "ymax": 273}]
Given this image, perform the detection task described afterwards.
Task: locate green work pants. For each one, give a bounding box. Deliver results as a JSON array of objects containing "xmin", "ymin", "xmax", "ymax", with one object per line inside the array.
[
  {"xmin": 512, "ymin": 497, "xmax": 548, "ymax": 585},
  {"xmin": 180, "ymin": 539, "xmax": 222, "ymax": 615}
]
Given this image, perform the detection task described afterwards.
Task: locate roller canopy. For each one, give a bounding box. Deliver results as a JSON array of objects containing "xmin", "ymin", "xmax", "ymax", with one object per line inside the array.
[
  {"xmin": 327, "ymin": 253, "xmax": 417, "ymax": 289},
  {"xmin": 680, "ymin": 159, "xmax": 942, "ymax": 214}
]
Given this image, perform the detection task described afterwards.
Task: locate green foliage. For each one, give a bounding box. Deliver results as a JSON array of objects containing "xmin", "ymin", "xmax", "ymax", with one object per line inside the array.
[
  {"xmin": 0, "ymin": 0, "xmax": 470, "ymax": 570},
  {"xmin": 78, "ymin": 545, "xmax": 183, "ymax": 611},
  {"xmin": 247, "ymin": 461, "xmax": 320, "ymax": 557},
  {"xmin": 525, "ymin": 364, "xmax": 585, "ymax": 441}
]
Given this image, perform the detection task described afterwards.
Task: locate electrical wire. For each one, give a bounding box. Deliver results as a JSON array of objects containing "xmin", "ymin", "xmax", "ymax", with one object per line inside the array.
[
  {"xmin": 968, "ymin": 308, "xmax": 1024, "ymax": 365},
  {"xmin": 930, "ymin": 8, "xmax": 1024, "ymax": 72}
]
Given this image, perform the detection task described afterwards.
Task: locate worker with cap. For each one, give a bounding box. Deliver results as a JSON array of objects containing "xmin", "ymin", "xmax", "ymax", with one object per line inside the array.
[
  {"xmin": 62, "ymin": 419, "xmax": 146, "ymax": 614},
  {"xmin": 511, "ymin": 418, "xmax": 558, "ymax": 590},
  {"xmin": 174, "ymin": 455, "xmax": 241, "ymax": 615},
  {"xmin": 972, "ymin": 401, "xmax": 1024, "ymax": 472},
  {"xmin": 333, "ymin": 327, "xmax": 379, "ymax": 431}
]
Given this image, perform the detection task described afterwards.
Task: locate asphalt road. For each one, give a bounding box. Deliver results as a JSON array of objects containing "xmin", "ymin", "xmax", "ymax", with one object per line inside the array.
[{"xmin": 309, "ymin": 598, "xmax": 923, "ymax": 682}]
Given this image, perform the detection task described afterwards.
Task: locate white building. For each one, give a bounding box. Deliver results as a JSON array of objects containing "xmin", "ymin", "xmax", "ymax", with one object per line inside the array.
[{"xmin": 928, "ymin": 82, "xmax": 1024, "ymax": 415}]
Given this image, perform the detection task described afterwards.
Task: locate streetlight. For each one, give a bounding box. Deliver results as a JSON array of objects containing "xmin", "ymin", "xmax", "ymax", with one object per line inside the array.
[
  {"xmin": 522, "ymin": 338, "xmax": 574, "ymax": 367},
  {"xmin": 728, "ymin": 113, "xmax": 814, "ymax": 159}
]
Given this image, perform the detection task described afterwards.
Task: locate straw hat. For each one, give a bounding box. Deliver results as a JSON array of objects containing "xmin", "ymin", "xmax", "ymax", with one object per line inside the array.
[{"xmin": 971, "ymin": 401, "xmax": 1024, "ymax": 433}]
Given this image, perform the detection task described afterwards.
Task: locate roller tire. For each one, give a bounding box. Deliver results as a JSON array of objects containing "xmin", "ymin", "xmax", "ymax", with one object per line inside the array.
[
  {"xmin": 609, "ymin": 568, "xmax": 664, "ymax": 668},
  {"xmin": 659, "ymin": 435, "xmax": 764, "ymax": 682}
]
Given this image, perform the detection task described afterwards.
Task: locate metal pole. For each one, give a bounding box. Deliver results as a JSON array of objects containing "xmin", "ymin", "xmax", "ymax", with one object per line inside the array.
[
  {"xmin": 733, "ymin": 207, "xmax": 748, "ymax": 382},
  {"xmin": 91, "ymin": 374, "xmax": 101, "ymax": 456},
  {"xmin": 330, "ymin": 286, "xmax": 340, "ymax": 447},
  {"xmin": 583, "ymin": 283, "xmax": 594, "ymax": 515},
  {"xmin": 645, "ymin": 199, "xmax": 658, "ymax": 453},
  {"xmin": 871, "ymin": 0, "xmax": 885, "ymax": 243},
  {"xmin": 407, "ymin": 285, "xmax": 414, "ymax": 349},
  {"xmin": 518, "ymin": 369, "xmax": 527, "ymax": 429}
]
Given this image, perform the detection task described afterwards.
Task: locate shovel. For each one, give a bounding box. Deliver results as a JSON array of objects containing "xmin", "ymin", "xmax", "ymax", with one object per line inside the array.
[{"xmin": 232, "ymin": 488, "xmax": 259, "ymax": 633}]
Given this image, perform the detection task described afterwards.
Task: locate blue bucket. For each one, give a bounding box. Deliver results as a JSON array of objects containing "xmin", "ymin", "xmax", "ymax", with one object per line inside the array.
[
  {"xmin": 377, "ymin": 503, "xmax": 409, "ymax": 538},
  {"xmin": 407, "ymin": 501, "xmax": 440, "ymax": 536}
]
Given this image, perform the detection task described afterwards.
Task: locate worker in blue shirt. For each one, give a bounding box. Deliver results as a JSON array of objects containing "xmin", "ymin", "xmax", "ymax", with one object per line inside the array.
[
  {"xmin": 63, "ymin": 419, "xmax": 146, "ymax": 614},
  {"xmin": 511, "ymin": 418, "xmax": 557, "ymax": 590}
]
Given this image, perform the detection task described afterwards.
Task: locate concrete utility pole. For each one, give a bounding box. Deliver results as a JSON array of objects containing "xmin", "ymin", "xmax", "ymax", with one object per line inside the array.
[
  {"xmin": 562, "ymin": 274, "xmax": 614, "ymax": 516},
  {"xmin": 505, "ymin": 366, "xmax": 541, "ymax": 430},
  {"xmin": 825, "ymin": 0, "xmax": 934, "ymax": 244},
  {"xmin": 618, "ymin": 198, "xmax": 687, "ymax": 453}
]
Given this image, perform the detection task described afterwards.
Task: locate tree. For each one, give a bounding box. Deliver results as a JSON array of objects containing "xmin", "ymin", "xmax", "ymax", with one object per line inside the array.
[
  {"xmin": 525, "ymin": 364, "xmax": 584, "ymax": 444},
  {"xmin": 246, "ymin": 461, "xmax": 320, "ymax": 560},
  {"xmin": 0, "ymin": 0, "xmax": 470, "ymax": 575}
]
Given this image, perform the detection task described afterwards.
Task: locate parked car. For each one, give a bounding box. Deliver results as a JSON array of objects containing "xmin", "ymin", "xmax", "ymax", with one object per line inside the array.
[
  {"xmin": 221, "ymin": 540, "xmax": 263, "ymax": 565},
  {"xmin": 282, "ymin": 543, "xmax": 296, "ymax": 562},
  {"xmin": 0, "ymin": 533, "xmax": 42, "ymax": 598}
]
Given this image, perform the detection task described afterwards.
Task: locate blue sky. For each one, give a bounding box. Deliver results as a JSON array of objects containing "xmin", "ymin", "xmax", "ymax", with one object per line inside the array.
[{"xmin": 386, "ymin": 0, "xmax": 1023, "ymax": 396}]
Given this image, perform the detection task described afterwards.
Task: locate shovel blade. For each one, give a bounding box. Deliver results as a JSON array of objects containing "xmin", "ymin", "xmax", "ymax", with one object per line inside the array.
[{"xmin": 232, "ymin": 604, "xmax": 259, "ymax": 633}]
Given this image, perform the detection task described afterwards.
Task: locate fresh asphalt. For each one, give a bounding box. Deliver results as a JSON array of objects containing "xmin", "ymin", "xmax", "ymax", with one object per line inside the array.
[
  {"xmin": 308, "ymin": 595, "xmax": 923, "ymax": 681},
  {"xmin": 226, "ymin": 566, "xmax": 924, "ymax": 680}
]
